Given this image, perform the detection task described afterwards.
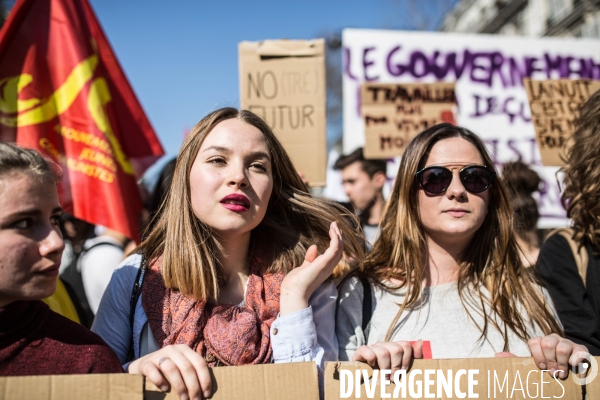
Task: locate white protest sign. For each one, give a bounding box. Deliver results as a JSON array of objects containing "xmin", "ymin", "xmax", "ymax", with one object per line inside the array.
[{"xmin": 342, "ymin": 28, "xmax": 600, "ymax": 227}]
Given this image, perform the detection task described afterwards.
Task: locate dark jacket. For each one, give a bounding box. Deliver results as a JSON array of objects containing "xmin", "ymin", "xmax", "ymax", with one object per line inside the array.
[{"xmin": 536, "ymin": 234, "xmax": 600, "ymax": 355}]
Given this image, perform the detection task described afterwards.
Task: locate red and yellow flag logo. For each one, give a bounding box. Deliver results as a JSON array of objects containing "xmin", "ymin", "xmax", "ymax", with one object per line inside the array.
[{"xmin": 0, "ymin": 0, "xmax": 164, "ymax": 240}]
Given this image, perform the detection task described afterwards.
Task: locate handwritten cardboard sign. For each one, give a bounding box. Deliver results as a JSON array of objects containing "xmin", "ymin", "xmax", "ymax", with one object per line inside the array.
[
  {"xmin": 361, "ymin": 82, "xmax": 456, "ymax": 158},
  {"xmin": 239, "ymin": 39, "xmax": 326, "ymax": 186},
  {"xmin": 524, "ymin": 78, "xmax": 600, "ymax": 166}
]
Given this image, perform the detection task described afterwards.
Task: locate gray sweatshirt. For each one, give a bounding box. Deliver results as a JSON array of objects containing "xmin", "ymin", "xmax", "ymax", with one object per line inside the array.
[{"xmin": 337, "ymin": 277, "xmax": 558, "ymax": 361}]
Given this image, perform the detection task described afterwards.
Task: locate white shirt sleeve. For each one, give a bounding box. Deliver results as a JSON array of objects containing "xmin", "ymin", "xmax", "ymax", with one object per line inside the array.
[
  {"xmin": 81, "ymin": 242, "xmax": 125, "ymax": 314},
  {"xmin": 270, "ymin": 280, "xmax": 338, "ymax": 368}
]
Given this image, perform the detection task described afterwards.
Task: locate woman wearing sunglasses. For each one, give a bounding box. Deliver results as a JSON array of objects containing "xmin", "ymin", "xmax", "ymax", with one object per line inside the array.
[{"xmin": 336, "ymin": 123, "xmax": 587, "ymax": 377}]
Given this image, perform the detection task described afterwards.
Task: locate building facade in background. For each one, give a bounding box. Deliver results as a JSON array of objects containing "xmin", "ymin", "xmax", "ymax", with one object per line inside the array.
[{"xmin": 442, "ymin": 0, "xmax": 600, "ymax": 37}]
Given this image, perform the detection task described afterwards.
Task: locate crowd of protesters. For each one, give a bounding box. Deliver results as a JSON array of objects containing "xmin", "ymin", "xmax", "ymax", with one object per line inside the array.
[{"xmin": 1, "ymin": 92, "xmax": 600, "ymax": 399}]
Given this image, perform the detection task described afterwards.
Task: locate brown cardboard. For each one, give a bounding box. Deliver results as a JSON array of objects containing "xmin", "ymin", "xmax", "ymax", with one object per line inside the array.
[
  {"xmin": 0, "ymin": 362, "xmax": 318, "ymax": 400},
  {"xmin": 145, "ymin": 362, "xmax": 319, "ymax": 400},
  {"xmin": 361, "ymin": 83, "xmax": 456, "ymax": 159},
  {"xmin": 2, "ymin": 358, "xmax": 597, "ymax": 400},
  {"xmin": 239, "ymin": 39, "xmax": 327, "ymax": 186},
  {"xmin": 587, "ymin": 358, "xmax": 600, "ymax": 399},
  {"xmin": 0, "ymin": 374, "xmax": 143, "ymax": 400},
  {"xmin": 325, "ymin": 358, "xmax": 598, "ymax": 400},
  {"xmin": 524, "ymin": 78, "xmax": 600, "ymax": 166}
]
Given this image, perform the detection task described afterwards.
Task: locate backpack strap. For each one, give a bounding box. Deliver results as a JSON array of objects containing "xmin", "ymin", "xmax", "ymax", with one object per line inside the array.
[
  {"xmin": 60, "ymin": 240, "xmax": 124, "ymax": 327},
  {"xmin": 548, "ymin": 228, "xmax": 589, "ymax": 288},
  {"xmin": 359, "ymin": 276, "xmax": 373, "ymax": 334},
  {"xmin": 336, "ymin": 269, "xmax": 374, "ymax": 336},
  {"xmin": 126, "ymin": 254, "xmax": 147, "ymax": 363}
]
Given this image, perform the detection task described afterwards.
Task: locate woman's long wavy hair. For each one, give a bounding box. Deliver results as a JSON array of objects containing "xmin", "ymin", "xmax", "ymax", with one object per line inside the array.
[
  {"xmin": 363, "ymin": 123, "xmax": 562, "ymax": 350},
  {"xmin": 562, "ymin": 90, "xmax": 600, "ymax": 253},
  {"xmin": 139, "ymin": 108, "xmax": 364, "ymax": 301}
]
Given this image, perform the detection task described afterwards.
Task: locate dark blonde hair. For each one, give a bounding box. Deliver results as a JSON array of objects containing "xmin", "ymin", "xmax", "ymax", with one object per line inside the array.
[
  {"xmin": 0, "ymin": 142, "xmax": 62, "ymax": 183},
  {"xmin": 562, "ymin": 90, "xmax": 600, "ymax": 253},
  {"xmin": 364, "ymin": 123, "xmax": 561, "ymax": 349},
  {"xmin": 140, "ymin": 108, "xmax": 364, "ymax": 301}
]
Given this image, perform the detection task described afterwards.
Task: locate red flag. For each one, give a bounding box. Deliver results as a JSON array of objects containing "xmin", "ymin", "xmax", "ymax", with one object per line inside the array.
[{"xmin": 0, "ymin": 0, "xmax": 164, "ymax": 241}]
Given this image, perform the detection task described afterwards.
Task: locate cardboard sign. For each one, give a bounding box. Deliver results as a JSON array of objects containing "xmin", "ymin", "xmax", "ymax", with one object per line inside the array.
[
  {"xmin": 146, "ymin": 362, "xmax": 319, "ymax": 400},
  {"xmin": 361, "ymin": 83, "xmax": 456, "ymax": 158},
  {"xmin": 1, "ymin": 359, "xmax": 599, "ymax": 400},
  {"xmin": 524, "ymin": 78, "xmax": 600, "ymax": 166},
  {"xmin": 0, "ymin": 374, "xmax": 143, "ymax": 400},
  {"xmin": 239, "ymin": 39, "xmax": 327, "ymax": 186},
  {"xmin": 325, "ymin": 358, "xmax": 599, "ymax": 400},
  {"xmin": 0, "ymin": 362, "xmax": 319, "ymax": 400}
]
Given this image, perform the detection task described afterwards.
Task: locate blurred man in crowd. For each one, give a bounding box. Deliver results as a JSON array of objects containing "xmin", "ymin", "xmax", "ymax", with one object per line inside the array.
[{"xmin": 334, "ymin": 147, "xmax": 387, "ymax": 248}]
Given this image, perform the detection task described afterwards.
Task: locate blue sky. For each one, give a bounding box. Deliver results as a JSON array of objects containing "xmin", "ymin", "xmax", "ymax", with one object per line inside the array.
[{"xmin": 85, "ymin": 0, "xmax": 454, "ymax": 170}]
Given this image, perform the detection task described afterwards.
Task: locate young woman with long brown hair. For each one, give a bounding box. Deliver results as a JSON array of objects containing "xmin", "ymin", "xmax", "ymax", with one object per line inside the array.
[
  {"xmin": 537, "ymin": 90, "xmax": 600, "ymax": 355},
  {"xmin": 92, "ymin": 108, "xmax": 363, "ymax": 400},
  {"xmin": 336, "ymin": 123, "xmax": 586, "ymax": 378}
]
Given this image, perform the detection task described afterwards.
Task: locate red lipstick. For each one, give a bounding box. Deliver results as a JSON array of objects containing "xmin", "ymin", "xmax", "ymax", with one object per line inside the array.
[{"xmin": 220, "ymin": 193, "xmax": 250, "ymax": 212}]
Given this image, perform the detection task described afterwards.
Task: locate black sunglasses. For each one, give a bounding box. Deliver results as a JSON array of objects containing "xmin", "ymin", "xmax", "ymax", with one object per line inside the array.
[{"xmin": 415, "ymin": 165, "xmax": 496, "ymax": 194}]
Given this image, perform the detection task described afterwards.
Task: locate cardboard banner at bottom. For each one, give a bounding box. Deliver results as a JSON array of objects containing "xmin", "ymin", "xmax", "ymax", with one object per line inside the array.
[
  {"xmin": 325, "ymin": 358, "xmax": 599, "ymax": 400},
  {"xmin": 0, "ymin": 362, "xmax": 319, "ymax": 400},
  {"xmin": 146, "ymin": 362, "xmax": 319, "ymax": 400},
  {"xmin": 0, "ymin": 374, "xmax": 143, "ymax": 400},
  {"xmin": 2, "ymin": 358, "xmax": 598, "ymax": 400}
]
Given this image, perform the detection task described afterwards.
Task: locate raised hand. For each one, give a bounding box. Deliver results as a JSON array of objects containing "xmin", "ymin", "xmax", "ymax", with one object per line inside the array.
[
  {"xmin": 127, "ymin": 344, "xmax": 212, "ymax": 400},
  {"xmin": 279, "ymin": 221, "xmax": 343, "ymax": 315}
]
